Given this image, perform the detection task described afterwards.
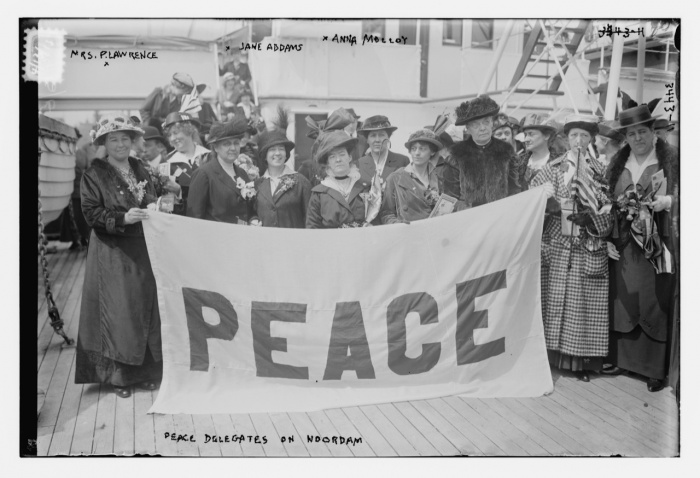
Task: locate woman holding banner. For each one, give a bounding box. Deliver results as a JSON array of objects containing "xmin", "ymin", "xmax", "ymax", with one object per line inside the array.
[
  {"xmin": 379, "ymin": 129, "xmax": 443, "ymax": 224},
  {"xmin": 530, "ymin": 114, "xmax": 612, "ymax": 383},
  {"xmin": 306, "ymin": 130, "xmax": 372, "ymax": 229},
  {"xmin": 75, "ymin": 115, "xmax": 162, "ymax": 399},
  {"xmin": 254, "ymin": 129, "xmax": 311, "ymax": 228}
]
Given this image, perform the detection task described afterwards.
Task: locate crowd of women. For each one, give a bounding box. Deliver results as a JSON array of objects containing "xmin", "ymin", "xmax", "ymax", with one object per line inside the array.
[{"xmin": 73, "ymin": 94, "xmax": 679, "ymax": 402}]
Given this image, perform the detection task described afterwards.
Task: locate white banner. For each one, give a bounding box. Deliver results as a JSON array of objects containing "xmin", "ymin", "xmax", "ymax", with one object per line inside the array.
[{"xmin": 144, "ymin": 187, "xmax": 553, "ymax": 414}]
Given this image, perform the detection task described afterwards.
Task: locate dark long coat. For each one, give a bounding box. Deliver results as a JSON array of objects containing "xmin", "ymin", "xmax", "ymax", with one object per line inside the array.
[
  {"xmin": 358, "ymin": 150, "xmax": 410, "ymax": 183},
  {"xmin": 379, "ymin": 167, "xmax": 441, "ymax": 224},
  {"xmin": 442, "ymin": 137, "xmax": 522, "ymax": 210},
  {"xmin": 306, "ymin": 179, "xmax": 370, "ymax": 229},
  {"xmin": 75, "ymin": 157, "xmax": 162, "ymax": 385},
  {"xmin": 606, "ymin": 140, "xmax": 679, "ymax": 379},
  {"xmin": 254, "ymin": 172, "xmax": 312, "ymax": 228},
  {"xmin": 186, "ymin": 153, "xmax": 256, "ymax": 224}
]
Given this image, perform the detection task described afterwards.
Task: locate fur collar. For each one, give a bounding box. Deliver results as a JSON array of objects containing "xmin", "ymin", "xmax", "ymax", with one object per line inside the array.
[
  {"xmin": 607, "ymin": 140, "xmax": 678, "ymax": 192},
  {"xmin": 449, "ymin": 137, "xmax": 513, "ymax": 164}
]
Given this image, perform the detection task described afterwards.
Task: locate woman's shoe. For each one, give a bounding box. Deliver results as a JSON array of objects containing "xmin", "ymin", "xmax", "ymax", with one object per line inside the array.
[
  {"xmin": 647, "ymin": 378, "xmax": 664, "ymax": 392},
  {"xmin": 138, "ymin": 381, "xmax": 158, "ymax": 391},
  {"xmin": 114, "ymin": 386, "xmax": 131, "ymax": 398},
  {"xmin": 576, "ymin": 371, "xmax": 590, "ymax": 382},
  {"xmin": 601, "ymin": 366, "xmax": 625, "ymax": 376}
]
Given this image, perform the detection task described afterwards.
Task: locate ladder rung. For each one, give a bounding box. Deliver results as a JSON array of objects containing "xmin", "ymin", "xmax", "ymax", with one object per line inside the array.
[
  {"xmin": 514, "ymin": 89, "xmax": 565, "ymax": 96},
  {"xmin": 527, "ymin": 74, "xmax": 559, "ymax": 79}
]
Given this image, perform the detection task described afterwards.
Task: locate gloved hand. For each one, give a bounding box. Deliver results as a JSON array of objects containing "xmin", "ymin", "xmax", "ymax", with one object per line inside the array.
[{"xmin": 567, "ymin": 212, "xmax": 594, "ymax": 227}]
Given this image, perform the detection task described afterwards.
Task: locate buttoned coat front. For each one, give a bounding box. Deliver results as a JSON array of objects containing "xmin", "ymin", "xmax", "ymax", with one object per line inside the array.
[
  {"xmin": 306, "ymin": 180, "xmax": 370, "ymax": 229},
  {"xmin": 255, "ymin": 172, "xmax": 312, "ymax": 228}
]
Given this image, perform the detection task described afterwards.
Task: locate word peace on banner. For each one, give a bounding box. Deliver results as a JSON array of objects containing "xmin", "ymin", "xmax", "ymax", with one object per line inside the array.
[{"xmin": 143, "ymin": 187, "xmax": 553, "ymax": 414}]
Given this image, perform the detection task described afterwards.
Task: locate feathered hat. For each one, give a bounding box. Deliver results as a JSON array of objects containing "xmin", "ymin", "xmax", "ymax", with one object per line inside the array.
[{"xmin": 454, "ymin": 95, "xmax": 500, "ymax": 126}]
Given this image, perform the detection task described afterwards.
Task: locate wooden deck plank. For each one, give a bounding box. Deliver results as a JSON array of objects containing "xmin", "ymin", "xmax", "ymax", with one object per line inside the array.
[
  {"xmin": 493, "ymin": 398, "xmax": 575, "ymax": 455},
  {"xmin": 539, "ymin": 382, "xmax": 642, "ymax": 456},
  {"xmin": 392, "ymin": 401, "xmax": 460, "ymax": 456},
  {"xmin": 37, "ymin": 341, "xmax": 75, "ymax": 429},
  {"xmin": 248, "ymin": 413, "xmax": 288, "ymax": 456},
  {"xmin": 191, "ymin": 414, "xmax": 223, "ymax": 456},
  {"xmin": 286, "ymin": 413, "xmax": 332, "ymax": 457},
  {"xmin": 171, "ymin": 414, "xmax": 200, "ymax": 456},
  {"xmin": 113, "ymin": 387, "xmax": 135, "ymax": 455},
  {"xmin": 357, "ymin": 405, "xmax": 418, "ymax": 456},
  {"xmin": 376, "ymin": 403, "xmax": 441, "ymax": 456},
  {"xmin": 37, "ymin": 426, "xmax": 54, "ymax": 457},
  {"xmin": 210, "ymin": 414, "xmax": 244, "ymax": 457},
  {"xmin": 324, "ymin": 408, "xmax": 375, "ymax": 456},
  {"xmin": 269, "ymin": 412, "xmax": 310, "ymax": 457},
  {"xmin": 46, "ymin": 352, "xmax": 81, "ymax": 455},
  {"xmin": 466, "ymin": 398, "xmax": 550, "ymax": 456},
  {"xmin": 552, "ymin": 380, "xmax": 657, "ymax": 456},
  {"xmin": 588, "ymin": 376, "xmax": 678, "ymax": 440},
  {"xmin": 443, "ymin": 396, "xmax": 530, "ymax": 455},
  {"xmin": 408, "ymin": 400, "xmax": 480, "ymax": 455},
  {"xmin": 306, "ymin": 410, "xmax": 353, "ymax": 457},
  {"xmin": 92, "ymin": 384, "xmax": 117, "ymax": 455},
  {"xmin": 228, "ymin": 413, "xmax": 266, "ymax": 456},
  {"xmin": 425, "ymin": 398, "xmax": 504, "ymax": 455},
  {"xmin": 595, "ymin": 373, "xmax": 677, "ymax": 417},
  {"xmin": 133, "ymin": 390, "xmax": 156, "ymax": 455},
  {"xmin": 153, "ymin": 412, "xmax": 177, "ymax": 456},
  {"xmin": 69, "ymin": 384, "xmax": 100, "ymax": 455},
  {"xmin": 340, "ymin": 407, "xmax": 398, "ymax": 456},
  {"xmin": 568, "ymin": 378, "xmax": 678, "ymax": 454}
]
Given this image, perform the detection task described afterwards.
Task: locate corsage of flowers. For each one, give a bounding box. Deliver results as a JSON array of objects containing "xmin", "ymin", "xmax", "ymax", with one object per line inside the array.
[
  {"xmin": 234, "ymin": 154, "xmax": 260, "ymax": 180},
  {"xmin": 128, "ymin": 179, "xmax": 149, "ymax": 204},
  {"xmin": 236, "ymin": 177, "xmax": 257, "ymax": 199},
  {"xmin": 275, "ymin": 174, "xmax": 297, "ymax": 195},
  {"xmin": 339, "ymin": 221, "xmax": 370, "ymax": 228},
  {"xmin": 423, "ymin": 187, "xmax": 440, "ymax": 207}
]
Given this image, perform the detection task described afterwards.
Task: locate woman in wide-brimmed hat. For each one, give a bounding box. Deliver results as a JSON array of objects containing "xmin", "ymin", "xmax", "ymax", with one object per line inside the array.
[
  {"xmin": 75, "ymin": 115, "xmax": 162, "ymax": 398},
  {"xmin": 254, "ymin": 130, "xmax": 311, "ymax": 228},
  {"xmin": 442, "ymin": 95, "xmax": 524, "ymax": 210},
  {"xmin": 306, "ymin": 130, "xmax": 372, "ymax": 229},
  {"xmin": 357, "ymin": 115, "xmax": 410, "ymax": 184},
  {"xmin": 186, "ymin": 118, "xmax": 259, "ymax": 225},
  {"xmin": 603, "ymin": 105, "xmax": 678, "ymax": 392},
  {"xmin": 518, "ymin": 113, "xmax": 562, "ymax": 187},
  {"xmin": 530, "ymin": 114, "xmax": 613, "ymax": 383},
  {"xmin": 379, "ymin": 129, "xmax": 444, "ymax": 224}
]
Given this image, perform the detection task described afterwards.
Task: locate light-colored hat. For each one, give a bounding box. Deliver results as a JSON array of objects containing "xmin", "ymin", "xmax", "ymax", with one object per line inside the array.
[{"xmin": 90, "ymin": 115, "xmax": 144, "ymax": 145}]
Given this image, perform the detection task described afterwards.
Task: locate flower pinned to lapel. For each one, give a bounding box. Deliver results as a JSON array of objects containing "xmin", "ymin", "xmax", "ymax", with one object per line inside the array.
[
  {"xmin": 275, "ymin": 174, "xmax": 298, "ymax": 196},
  {"xmin": 236, "ymin": 177, "xmax": 257, "ymax": 199}
]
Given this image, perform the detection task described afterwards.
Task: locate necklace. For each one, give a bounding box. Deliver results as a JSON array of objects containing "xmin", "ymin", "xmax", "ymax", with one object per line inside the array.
[{"xmin": 332, "ymin": 176, "xmax": 353, "ymax": 200}]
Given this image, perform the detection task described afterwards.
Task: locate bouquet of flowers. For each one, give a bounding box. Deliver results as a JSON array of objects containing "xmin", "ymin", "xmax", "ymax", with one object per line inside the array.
[
  {"xmin": 234, "ymin": 153, "xmax": 260, "ymax": 180},
  {"xmin": 236, "ymin": 177, "xmax": 257, "ymax": 199}
]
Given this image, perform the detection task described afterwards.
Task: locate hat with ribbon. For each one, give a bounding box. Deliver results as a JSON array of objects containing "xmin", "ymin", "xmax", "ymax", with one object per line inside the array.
[
  {"xmin": 142, "ymin": 126, "xmax": 169, "ymax": 147},
  {"xmin": 90, "ymin": 114, "xmax": 145, "ymax": 145},
  {"xmin": 314, "ymin": 130, "xmax": 358, "ymax": 164},
  {"xmin": 405, "ymin": 129, "xmax": 443, "ymax": 151},
  {"xmin": 454, "ymin": 95, "xmax": 500, "ymax": 126},
  {"xmin": 612, "ymin": 105, "xmax": 660, "ymax": 132},
  {"xmin": 206, "ymin": 118, "xmax": 249, "ymax": 145},
  {"xmin": 257, "ymin": 129, "xmax": 295, "ymax": 161},
  {"xmin": 563, "ymin": 113, "xmax": 600, "ymax": 136},
  {"xmin": 162, "ymin": 111, "xmax": 201, "ymax": 131},
  {"xmin": 521, "ymin": 112, "xmax": 560, "ymax": 135},
  {"xmin": 306, "ymin": 108, "xmax": 356, "ymax": 140},
  {"xmin": 357, "ymin": 115, "xmax": 398, "ymax": 135}
]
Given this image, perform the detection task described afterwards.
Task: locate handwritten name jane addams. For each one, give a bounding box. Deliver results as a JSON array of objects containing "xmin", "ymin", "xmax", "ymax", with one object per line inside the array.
[{"xmin": 239, "ymin": 42, "xmax": 303, "ymax": 52}]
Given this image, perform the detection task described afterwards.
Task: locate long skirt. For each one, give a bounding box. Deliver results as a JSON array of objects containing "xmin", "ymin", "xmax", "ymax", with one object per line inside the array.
[{"xmin": 75, "ymin": 230, "xmax": 162, "ymax": 387}]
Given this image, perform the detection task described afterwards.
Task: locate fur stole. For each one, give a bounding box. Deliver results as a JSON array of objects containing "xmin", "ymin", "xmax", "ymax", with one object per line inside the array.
[{"xmin": 607, "ymin": 140, "xmax": 679, "ymax": 194}]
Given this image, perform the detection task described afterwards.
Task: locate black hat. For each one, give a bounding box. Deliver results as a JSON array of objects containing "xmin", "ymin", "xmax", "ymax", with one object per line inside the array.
[
  {"xmin": 597, "ymin": 121, "xmax": 625, "ymax": 143},
  {"xmin": 455, "ymin": 95, "xmax": 500, "ymax": 126},
  {"xmin": 653, "ymin": 118, "xmax": 675, "ymax": 132},
  {"xmin": 206, "ymin": 118, "xmax": 248, "ymax": 145},
  {"xmin": 563, "ymin": 114, "xmax": 600, "ymax": 136},
  {"xmin": 612, "ymin": 105, "xmax": 659, "ymax": 132},
  {"xmin": 314, "ymin": 130, "xmax": 358, "ymax": 164},
  {"xmin": 162, "ymin": 111, "xmax": 201, "ymax": 130},
  {"xmin": 357, "ymin": 115, "xmax": 398, "ymax": 135},
  {"xmin": 142, "ymin": 126, "xmax": 168, "ymax": 146},
  {"xmin": 257, "ymin": 130, "xmax": 295, "ymax": 162}
]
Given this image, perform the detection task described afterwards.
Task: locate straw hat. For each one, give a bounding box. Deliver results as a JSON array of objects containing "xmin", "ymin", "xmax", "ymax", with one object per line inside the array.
[{"xmin": 90, "ymin": 115, "xmax": 144, "ymax": 145}]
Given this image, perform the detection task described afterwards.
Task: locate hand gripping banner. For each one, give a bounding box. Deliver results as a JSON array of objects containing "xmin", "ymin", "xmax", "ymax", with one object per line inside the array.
[{"xmin": 143, "ymin": 187, "xmax": 553, "ymax": 414}]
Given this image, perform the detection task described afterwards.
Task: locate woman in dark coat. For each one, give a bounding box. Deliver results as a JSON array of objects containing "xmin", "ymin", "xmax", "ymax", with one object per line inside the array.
[
  {"xmin": 186, "ymin": 119, "xmax": 259, "ymax": 225},
  {"xmin": 603, "ymin": 106, "xmax": 679, "ymax": 392},
  {"xmin": 380, "ymin": 129, "xmax": 443, "ymax": 224},
  {"xmin": 75, "ymin": 115, "xmax": 161, "ymax": 398},
  {"xmin": 306, "ymin": 130, "xmax": 371, "ymax": 229},
  {"xmin": 254, "ymin": 130, "xmax": 311, "ymax": 228}
]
